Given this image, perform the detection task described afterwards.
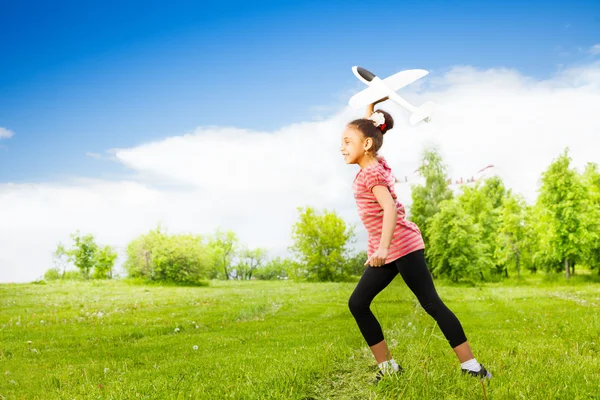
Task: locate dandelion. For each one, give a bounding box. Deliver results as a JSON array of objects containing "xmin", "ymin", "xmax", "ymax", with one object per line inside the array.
[
  {"xmin": 104, "ymin": 368, "xmax": 110, "ymax": 374},
  {"xmin": 40, "ymin": 320, "xmax": 45, "ymax": 324},
  {"xmin": 174, "ymin": 328, "xmax": 180, "ymax": 333},
  {"xmin": 195, "ymin": 325, "xmax": 199, "ymax": 329},
  {"xmin": 192, "ymin": 345, "xmax": 198, "ymax": 351},
  {"xmin": 27, "ymin": 341, "xmax": 32, "ymax": 345},
  {"xmin": 408, "ymin": 322, "xmax": 413, "ymax": 327},
  {"xmin": 31, "ymin": 349, "xmax": 38, "ymax": 354}
]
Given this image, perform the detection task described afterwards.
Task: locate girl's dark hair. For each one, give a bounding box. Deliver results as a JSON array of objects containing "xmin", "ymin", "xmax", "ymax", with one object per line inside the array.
[{"xmin": 348, "ymin": 109, "xmax": 394, "ymax": 154}]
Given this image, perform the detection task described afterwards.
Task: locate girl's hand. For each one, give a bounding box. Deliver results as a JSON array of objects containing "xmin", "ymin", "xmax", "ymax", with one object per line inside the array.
[
  {"xmin": 365, "ymin": 97, "xmax": 389, "ymax": 118},
  {"xmin": 372, "ymin": 96, "xmax": 389, "ymax": 106},
  {"xmin": 365, "ymin": 247, "xmax": 389, "ymax": 267}
]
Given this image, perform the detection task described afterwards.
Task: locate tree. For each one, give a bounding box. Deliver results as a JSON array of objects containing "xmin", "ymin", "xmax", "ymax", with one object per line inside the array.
[
  {"xmin": 290, "ymin": 206, "xmax": 355, "ymax": 282},
  {"xmin": 152, "ymin": 234, "xmax": 207, "ymax": 284},
  {"xmin": 346, "ymin": 251, "xmax": 369, "ymax": 276},
  {"xmin": 124, "ymin": 226, "xmax": 163, "ymax": 279},
  {"xmin": 124, "ymin": 226, "xmax": 208, "ymax": 284},
  {"xmin": 410, "ymin": 147, "xmax": 453, "ymax": 257},
  {"xmin": 70, "ymin": 231, "xmax": 99, "ymax": 279},
  {"xmin": 92, "ymin": 246, "xmax": 118, "ymax": 279},
  {"xmin": 497, "ymin": 191, "xmax": 526, "ymax": 278},
  {"xmin": 537, "ymin": 149, "xmax": 590, "ymax": 279},
  {"xmin": 53, "ymin": 243, "xmax": 70, "ymax": 278},
  {"xmin": 582, "ymin": 163, "xmax": 600, "ymax": 274},
  {"xmin": 54, "ymin": 232, "xmax": 117, "ymax": 280},
  {"xmin": 457, "ymin": 177, "xmax": 506, "ymax": 276},
  {"xmin": 207, "ymin": 229, "xmax": 238, "ymax": 280},
  {"xmin": 427, "ymin": 199, "xmax": 491, "ymax": 282},
  {"xmin": 523, "ymin": 203, "xmax": 559, "ymax": 273},
  {"xmin": 254, "ymin": 257, "xmax": 291, "ymax": 280},
  {"xmin": 235, "ymin": 248, "xmax": 267, "ymax": 280}
]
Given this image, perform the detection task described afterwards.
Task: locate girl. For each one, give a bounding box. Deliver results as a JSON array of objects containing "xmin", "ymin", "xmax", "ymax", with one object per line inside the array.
[{"xmin": 341, "ymin": 100, "xmax": 491, "ymax": 381}]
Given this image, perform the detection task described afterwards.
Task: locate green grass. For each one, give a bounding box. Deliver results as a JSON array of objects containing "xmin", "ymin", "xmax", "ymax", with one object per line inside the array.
[{"xmin": 1, "ymin": 277, "xmax": 599, "ymax": 399}]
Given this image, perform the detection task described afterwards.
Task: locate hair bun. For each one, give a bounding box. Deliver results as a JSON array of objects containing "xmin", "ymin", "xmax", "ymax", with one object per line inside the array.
[{"xmin": 376, "ymin": 109, "xmax": 394, "ymax": 134}]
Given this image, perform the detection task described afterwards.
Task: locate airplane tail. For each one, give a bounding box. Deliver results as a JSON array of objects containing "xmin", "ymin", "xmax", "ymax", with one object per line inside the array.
[{"xmin": 409, "ymin": 101, "xmax": 435, "ymax": 126}]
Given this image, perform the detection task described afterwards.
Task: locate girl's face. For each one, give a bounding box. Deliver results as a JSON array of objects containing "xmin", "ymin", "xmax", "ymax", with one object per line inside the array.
[{"xmin": 340, "ymin": 126, "xmax": 371, "ymax": 164}]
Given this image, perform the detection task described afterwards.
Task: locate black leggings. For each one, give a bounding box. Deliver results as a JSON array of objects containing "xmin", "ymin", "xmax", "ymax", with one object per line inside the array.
[{"xmin": 348, "ymin": 249, "xmax": 467, "ymax": 348}]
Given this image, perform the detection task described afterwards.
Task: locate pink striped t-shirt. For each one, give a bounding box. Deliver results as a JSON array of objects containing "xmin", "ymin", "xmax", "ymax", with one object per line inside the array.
[{"xmin": 352, "ymin": 157, "xmax": 425, "ymax": 264}]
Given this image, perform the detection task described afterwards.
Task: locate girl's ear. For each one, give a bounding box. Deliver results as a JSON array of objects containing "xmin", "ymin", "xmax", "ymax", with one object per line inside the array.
[{"xmin": 363, "ymin": 137, "xmax": 373, "ymax": 151}]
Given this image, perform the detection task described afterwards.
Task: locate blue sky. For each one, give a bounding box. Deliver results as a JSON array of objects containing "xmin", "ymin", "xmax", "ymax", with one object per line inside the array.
[{"xmin": 1, "ymin": 0, "xmax": 599, "ymax": 182}]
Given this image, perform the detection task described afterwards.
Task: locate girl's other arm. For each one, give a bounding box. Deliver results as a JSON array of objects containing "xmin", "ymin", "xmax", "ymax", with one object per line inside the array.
[{"xmin": 365, "ymin": 185, "xmax": 397, "ymax": 267}]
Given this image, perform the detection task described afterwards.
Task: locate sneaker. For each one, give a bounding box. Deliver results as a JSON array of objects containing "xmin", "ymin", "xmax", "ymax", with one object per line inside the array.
[
  {"xmin": 375, "ymin": 366, "xmax": 404, "ymax": 382},
  {"xmin": 462, "ymin": 365, "xmax": 492, "ymax": 379}
]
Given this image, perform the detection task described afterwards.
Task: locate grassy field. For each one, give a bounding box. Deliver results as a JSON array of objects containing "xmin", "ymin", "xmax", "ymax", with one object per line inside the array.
[{"xmin": 1, "ymin": 276, "xmax": 599, "ymax": 399}]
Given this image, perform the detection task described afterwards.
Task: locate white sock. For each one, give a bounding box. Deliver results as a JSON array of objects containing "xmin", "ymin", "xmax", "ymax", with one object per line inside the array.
[
  {"xmin": 378, "ymin": 359, "xmax": 400, "ymax": 372},
  {"xmin": 460, "ymin": 358, "xmax": 481, "ymax": 372}
]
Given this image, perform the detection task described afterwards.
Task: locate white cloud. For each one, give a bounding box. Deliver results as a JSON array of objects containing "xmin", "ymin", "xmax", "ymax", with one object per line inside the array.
[
  {"xmin": 589, "ymin": 44, "xmax": 600, "ymax": 55},
  {"xmin": 2, "ymin": 63, "xmax": 600, "ymax": 283},
  {"xmin": 0, "ymin": 127, "xmax": 14, "ymax": 139}
]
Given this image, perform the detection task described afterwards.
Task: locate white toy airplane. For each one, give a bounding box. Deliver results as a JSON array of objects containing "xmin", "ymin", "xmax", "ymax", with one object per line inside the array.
[{"xmin": 349, "ymin": 66, "xmax": 435, "ymax": 126}]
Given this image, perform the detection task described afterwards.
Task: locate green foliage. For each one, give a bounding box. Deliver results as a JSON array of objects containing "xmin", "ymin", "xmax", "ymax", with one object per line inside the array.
[
  {"xmin": 582, "ymin": 162, "xmax": 600, "ymax": 273},
  {"xmin": 52, "ymin": 243, "xmax": 69, "ymax": 277},
  {"xmin": 409, "ymin": 147, "xmax": 453, "ymax": 255},
  {"xmin": 537, "ymin": 149, "xmax": 591, "ymax": 278},
  {"xmin": 44, "ymin": 267, "xmax": 61, "ymax": 281},
  {"xmin": 207, "ymin": 229, "xmax": 239, "ymax": 280},
  {"xmin": 496, "ymin": 191, "xmax": 526, "ymax": 277},
  {"xmin": 253, "ymin": 257, "xmax": 291, "ymax": 280},
  {"xmin": 290, "ymin": 207, "xmax": 355, "ymax": 282},
  {"xmin": 63, "ymin": 270, "xmax": 84, "ymax": 280},
  {"xmin": 235, "ymin": 248, "xmax": 267, "ymax": 280},
  {"xmin": 427, "ymin": 199, "xmax": 492, "ymax": 281},
  {"xmin": 416, "ymin": 147, "xmax": 600, "ymax": 281},
  {"xmin": 457, "ymin": 177, "xmax": 506, "ymax": 276},
  {"xmin": 345, "ymin": 251, "xmax": 369, "ymax": 277},
  {"xmin": 70, "ymin": 232, "xmax": 98, "ymax": 279},
  {"xmin": 53, "ymin": 232, "xmax": 117, "ymax": 280},
  {"xmin": 92, "ymin": 246, "xmax": 118, "ymax": 279},
  {"xmin": 124, "ymin": 226, "xmax": 208, "ymax": 284}
]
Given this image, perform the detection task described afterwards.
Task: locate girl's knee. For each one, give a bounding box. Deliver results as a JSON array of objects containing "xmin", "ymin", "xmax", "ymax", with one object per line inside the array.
[
  {"xmin": 348, "ymin": 294, "xmax": 369, "ymax": 315},
  {"xmin": 420, "ymin": 297, "xmax": 445, "ymax": 316}
]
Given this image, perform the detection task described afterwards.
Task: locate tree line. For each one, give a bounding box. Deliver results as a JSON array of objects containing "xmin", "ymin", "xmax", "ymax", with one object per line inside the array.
[
  {"xmin": 44, "ymin": 147, "xmax": 600, "ymax": 284},
  {"xmin": 411, "ymin": 147, "xmax": 600, "ymax": 281}
]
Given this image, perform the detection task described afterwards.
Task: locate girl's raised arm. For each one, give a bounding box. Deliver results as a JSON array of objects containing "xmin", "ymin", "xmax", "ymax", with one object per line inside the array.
[{"xmin": 364, "ymin": 97, "xmax": 389, "ymax": 118}]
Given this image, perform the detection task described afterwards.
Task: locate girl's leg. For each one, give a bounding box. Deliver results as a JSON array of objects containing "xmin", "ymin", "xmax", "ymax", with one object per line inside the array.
[
  {"xmin": 348, "ymin": 264, "xmax": 398, "ymax": 363},
  {"xmin": 394, "ymin": 250, "xmax": 471, "ymax": 358}
]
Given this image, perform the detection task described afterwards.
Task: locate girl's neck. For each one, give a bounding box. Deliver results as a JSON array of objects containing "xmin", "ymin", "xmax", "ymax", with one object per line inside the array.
[{"xmin": 359, "ymin": 154, "xmax": 379, "ymax": 169}]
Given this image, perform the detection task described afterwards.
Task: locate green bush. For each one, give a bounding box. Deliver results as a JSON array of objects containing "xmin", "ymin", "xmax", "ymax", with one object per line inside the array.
[
  {"xmin": 125, "ymin": 227, "xmax": 209, "ymax": 284},
  {"xmin": 254, "ymin": 257, "xmax": 291, "ymax": 280},
  {"xmin": 63, "ymin": 270, "xmax": 84, "ymax": 281},
  {"xmin": 44, "ymin": 268, "xmax": 61, "ymax": 281}
]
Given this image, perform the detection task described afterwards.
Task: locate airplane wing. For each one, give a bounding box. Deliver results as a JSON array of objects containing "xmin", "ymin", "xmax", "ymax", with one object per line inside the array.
[
  {"xmin": 349, "ymin": 69, "xmax": 429, "ymax": 109},
  {"xmin": 349, "ymin": 85, "xmax": 388, "ymax": 109}
]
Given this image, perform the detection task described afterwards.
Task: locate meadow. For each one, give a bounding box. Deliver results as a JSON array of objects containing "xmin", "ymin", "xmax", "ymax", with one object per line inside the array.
[{"xmin": 1, "ymin": 276, "xmax": 599, "ymax": 399}]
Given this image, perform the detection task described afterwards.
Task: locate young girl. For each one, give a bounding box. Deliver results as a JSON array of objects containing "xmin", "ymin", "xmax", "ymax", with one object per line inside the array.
[{"xmin": 341, "ymin": 100, "xmax": 491, "ymax": 381}]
